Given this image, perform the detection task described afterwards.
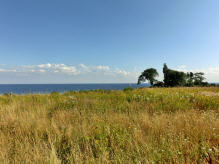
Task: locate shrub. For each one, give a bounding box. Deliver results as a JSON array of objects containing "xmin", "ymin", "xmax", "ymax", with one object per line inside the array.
[{"xmin": 123, "ymin": 87, "xmax": 134, "ymax": 92}]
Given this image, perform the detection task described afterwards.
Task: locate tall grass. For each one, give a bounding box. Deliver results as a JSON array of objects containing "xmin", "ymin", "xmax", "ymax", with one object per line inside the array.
[{"xmin": 0, "ymin": 87, "xmax": 218, "ymax": 163}]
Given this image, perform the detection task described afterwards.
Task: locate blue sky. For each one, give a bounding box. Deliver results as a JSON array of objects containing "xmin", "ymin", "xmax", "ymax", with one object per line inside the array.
[{"xmin": 0, "ymin": 0, "xmax": 219, "ymax": 83}]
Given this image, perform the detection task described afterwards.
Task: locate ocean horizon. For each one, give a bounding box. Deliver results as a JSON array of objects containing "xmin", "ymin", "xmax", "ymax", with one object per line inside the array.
[{"xmin": 0, "ymin": 83, "xmax": 150, "ymax": 94}]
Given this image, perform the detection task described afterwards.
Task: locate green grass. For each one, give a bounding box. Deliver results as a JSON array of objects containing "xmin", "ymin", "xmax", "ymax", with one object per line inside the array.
[{"xmin": 0, "ymin": 87, "xmax": 218, "ymax": 163}]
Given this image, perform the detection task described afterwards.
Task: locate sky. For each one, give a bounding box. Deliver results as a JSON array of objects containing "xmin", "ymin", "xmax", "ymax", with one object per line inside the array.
[{"xmin": 0, "ymin": 0, "xmax": 219, "ymax": 83}]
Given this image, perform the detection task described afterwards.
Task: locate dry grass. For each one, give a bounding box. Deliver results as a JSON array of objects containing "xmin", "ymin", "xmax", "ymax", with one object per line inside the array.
[
  {"xmin": 200, "ymin": 91, "xmax": 219, "ymax": 97},
  {"xmin": 0, "ymin": 87, "xmax": 218, "ymax": 163}
]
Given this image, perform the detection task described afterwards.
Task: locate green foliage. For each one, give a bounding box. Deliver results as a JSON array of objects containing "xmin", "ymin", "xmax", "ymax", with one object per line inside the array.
[
  {"xmin": 194, "ymin": 72, "xmax": 205, "ymax": 85},
  {"xmin": 138, "ymin": 68, "xmax": 159, "ymax": 85},
  {"xmin": 186, "ymin": 72, "xmax": 207, "ymax": 87},
  {"xmin": 123, "ymin": 87, "xmax": 134, "ymax": 92},
  {"xmin": 3, "ymin": 93, "xmax": 10, "ymax": 96},
  {"xmin": 139, "ymin": 63, "xmax": 209, "ymax": 87},
  {"xmin": 153, "ymin": 81, "xmax": 164, "ymax": 87},
  {"xmin": 163, "ymin": 64, "xmax": 187, "ymax": 87}
]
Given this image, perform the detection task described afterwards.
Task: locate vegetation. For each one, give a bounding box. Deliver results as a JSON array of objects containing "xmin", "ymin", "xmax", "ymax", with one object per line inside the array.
[
  {"xmin": 138, "ymin": 63, "xmax": 210, "ymax": 87},
  {"xmin": 0, "ymin": 87, "xmax": 218, "ymax": 163},
  {"xmin": 163, "ymin": 63, "xmax": 187, "ymax": 87},
  {"xmin": 137, "ymin": 68, "xmax": 159, "ymax": 85}
]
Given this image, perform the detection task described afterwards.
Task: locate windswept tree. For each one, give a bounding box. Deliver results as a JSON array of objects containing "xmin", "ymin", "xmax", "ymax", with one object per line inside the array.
[
  {"xmin": 194, "ymin": 72, "xmax": 205, "ymax": 85},
  {"xmin": 137, "ymin": 68, "xmax": 159, "ymax": 85}
]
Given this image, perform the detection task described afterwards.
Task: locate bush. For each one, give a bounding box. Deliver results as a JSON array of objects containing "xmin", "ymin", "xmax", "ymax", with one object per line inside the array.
[{"xmin": 123, "ymin": 87, "xmax": 134, "ymax": 92}]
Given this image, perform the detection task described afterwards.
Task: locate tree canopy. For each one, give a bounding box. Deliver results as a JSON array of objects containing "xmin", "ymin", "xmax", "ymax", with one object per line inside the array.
[
  {"xmin": 138, "ymin": 63, "xmax": 208, "ymax": 87},
  {"xmin": 138, "ymin": 68, "xmax": 159, "ymax": 86},
  {"xmin": 163, "ymin": 63, "xmax": 187, "ymax": 87}
]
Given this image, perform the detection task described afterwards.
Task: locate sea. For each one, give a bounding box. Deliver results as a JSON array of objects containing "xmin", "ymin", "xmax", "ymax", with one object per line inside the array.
[{"xmin": 0, "ymin": 83, "xmax": 150, "ymax": 94}]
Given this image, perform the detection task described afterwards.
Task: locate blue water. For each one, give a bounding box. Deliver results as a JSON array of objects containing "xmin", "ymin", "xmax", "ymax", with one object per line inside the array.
[{"xmin": 0, "ymin": 84, "xmax": 149, "ymax": 94}]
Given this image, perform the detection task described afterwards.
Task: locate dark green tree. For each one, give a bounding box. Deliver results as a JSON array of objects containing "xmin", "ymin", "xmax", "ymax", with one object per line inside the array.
[
  {"xmin": 137, "ymin": 68, "xmax": 159, "ymax": 85},
  {"xmin": 163, "ymin": 63, "xmax": 169, "ymax": 86},
  {"xmin": 193, "ymin": 72, "xmax": 205, "ymax": 85},
  {"xmin": 138, "ymin": 64, "xmax": 208, "ymax": 87},
  {"xmin": 163, "ymin": 64, "xmax": 187, "ymax": 87}
]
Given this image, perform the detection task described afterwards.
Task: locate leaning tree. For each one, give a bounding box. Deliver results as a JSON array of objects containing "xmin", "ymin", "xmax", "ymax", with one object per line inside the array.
[{"xmin": 137, "ymin": 68, "xmax": 159, "ymax": 86}]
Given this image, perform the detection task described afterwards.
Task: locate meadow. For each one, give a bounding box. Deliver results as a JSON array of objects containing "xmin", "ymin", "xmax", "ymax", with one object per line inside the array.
[{"xmin": 0, "ymin": 87, "xmax": 218, "ymax": 163}]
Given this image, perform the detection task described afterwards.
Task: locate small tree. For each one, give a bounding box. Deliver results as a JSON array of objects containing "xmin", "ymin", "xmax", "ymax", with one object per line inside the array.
[
  {"xmin": 194, "ymin": 72, "xmax": 205, "ymax": 85},
  {"xmin": 137, "ymin": 68, "xmax": 159, "ymax": 85}
]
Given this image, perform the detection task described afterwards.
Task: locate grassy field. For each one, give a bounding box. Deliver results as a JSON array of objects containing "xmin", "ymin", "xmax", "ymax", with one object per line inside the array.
[{"xmin": 0, "ymin": 87, "xmax": 218, "ymax": 163}]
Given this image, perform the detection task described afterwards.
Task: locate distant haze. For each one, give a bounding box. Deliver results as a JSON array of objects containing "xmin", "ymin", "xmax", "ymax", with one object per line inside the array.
[{"xmin": 0, "ymin": 63, "xmax": 218, "ymax": 84}]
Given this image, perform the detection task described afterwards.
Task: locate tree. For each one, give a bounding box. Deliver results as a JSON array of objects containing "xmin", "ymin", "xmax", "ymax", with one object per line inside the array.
[
  {"xmin": 153, "ymin": 81, "xmax": 164, "ymax": 87},
  {"xmin": 137, "ymin": 64, "xmax": 208, "ymax": 87},
  {"xmin": 163, "ymin": 63, "xmax": 169, "ymax": 86},
  {"xmin": 137, "ymin": 68, "xmax": 159, "ymax": 85},
  {"xmin": 193, "ymin": 72, "xmax": 205, "ymax": 85},
  {"xmin": 186, "ymin": 72, "xmax": 194, "ymax": 86},
  {"xmin": 163, "ymin": 64, "xmax": 187, "ymax": 87}
]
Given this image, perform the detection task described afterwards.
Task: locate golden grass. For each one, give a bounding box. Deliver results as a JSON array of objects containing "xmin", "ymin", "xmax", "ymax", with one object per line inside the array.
[{"xmin": 0, "ymin": 87, "xmax": 218, "ymax": 163}]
